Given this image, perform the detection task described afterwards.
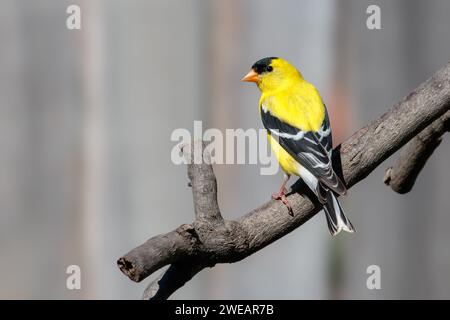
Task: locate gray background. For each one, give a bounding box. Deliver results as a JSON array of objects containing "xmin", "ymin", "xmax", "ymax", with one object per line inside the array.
[{"xmin": 0, "ymin": 0, "xmax": 449, "ymax": 299}]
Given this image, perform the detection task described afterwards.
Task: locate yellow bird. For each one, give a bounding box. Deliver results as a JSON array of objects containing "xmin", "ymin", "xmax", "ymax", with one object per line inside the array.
[{"xmin": 242, "ymin": 57, "xmax": 355, "ymax": 235}]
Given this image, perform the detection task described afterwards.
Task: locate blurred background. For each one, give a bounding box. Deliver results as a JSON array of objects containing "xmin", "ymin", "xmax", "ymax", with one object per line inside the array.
[{"xmin": 1, "ymin": 0, "xmax": 449, "ymax": 299}]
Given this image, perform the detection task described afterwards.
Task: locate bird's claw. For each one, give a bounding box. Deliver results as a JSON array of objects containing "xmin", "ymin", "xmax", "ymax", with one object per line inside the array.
[
  {"xmin": 271, "ymin": 192, "xmax": 282, "ymax": 200},
  {"xmin": 272, "ymin": 191, "xmax": 294, "ymax": 216}
]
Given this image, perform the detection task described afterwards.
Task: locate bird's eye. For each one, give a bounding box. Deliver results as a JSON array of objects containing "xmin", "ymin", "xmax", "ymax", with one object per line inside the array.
[{"xmin": 267, "ymin": 66, "xmax": 273, "ymax": 72}]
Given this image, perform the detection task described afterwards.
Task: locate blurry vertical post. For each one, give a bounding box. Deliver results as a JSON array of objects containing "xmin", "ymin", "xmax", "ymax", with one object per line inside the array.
[{"xmin": 79, "ymin": 1, "xmax": 106, "ymax": 298}]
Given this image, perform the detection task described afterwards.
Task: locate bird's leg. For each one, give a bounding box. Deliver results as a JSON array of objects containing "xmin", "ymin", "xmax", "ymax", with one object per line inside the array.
[
  {"xmin": 271, "ymin": 174, "xmax": 290, "ymax": 199},
  {"xmin": 272, "ymin": 174, "xmax": 293, "ymax": 214}
]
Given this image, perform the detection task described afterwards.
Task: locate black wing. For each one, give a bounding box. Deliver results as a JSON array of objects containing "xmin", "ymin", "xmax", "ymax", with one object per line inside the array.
[{"xmin": 261, "ymin": 106, "xmax": 346, "ymax": 196}]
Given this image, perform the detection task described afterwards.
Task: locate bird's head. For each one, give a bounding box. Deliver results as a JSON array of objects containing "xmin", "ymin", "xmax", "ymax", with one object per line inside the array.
[{"xmin": 241, "ymin": 57, "xmax": 303, "ymax": 92}]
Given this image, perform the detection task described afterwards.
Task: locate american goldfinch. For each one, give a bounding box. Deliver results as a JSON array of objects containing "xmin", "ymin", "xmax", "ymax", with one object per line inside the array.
[{"xmin": 242, "ymin": 57, "xmax": 355, "ymax": 235}]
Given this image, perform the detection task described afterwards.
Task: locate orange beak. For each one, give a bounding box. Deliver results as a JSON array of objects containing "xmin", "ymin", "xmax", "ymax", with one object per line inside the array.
[{"xmin": 241, "ymin": 69, "xmax": 259, "ymax": 83}]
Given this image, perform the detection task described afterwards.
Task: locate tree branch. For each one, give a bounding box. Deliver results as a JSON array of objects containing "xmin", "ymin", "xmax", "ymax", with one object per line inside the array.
[
  {"xmin": 117, "ymin": 62, "xmax": 450, "ymax": 299},
  {"xmin": 384, "ymin": 110, "xmax": 450, "ymax": 193},
  {"xmin": 142, "ymin": 263, "xmax": 204, "ymax": 300}
]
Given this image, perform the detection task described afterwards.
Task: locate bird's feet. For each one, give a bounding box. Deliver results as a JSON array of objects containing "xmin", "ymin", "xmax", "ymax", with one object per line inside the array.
[{"xmin": 272, "ymin": 189, "xmax": 293, "ymax": 216}]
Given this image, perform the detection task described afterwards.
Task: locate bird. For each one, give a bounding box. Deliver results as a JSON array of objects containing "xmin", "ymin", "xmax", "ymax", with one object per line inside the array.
[{"xmin": 241, "ymin": 57, "xmax": 355, "ymax": 235}]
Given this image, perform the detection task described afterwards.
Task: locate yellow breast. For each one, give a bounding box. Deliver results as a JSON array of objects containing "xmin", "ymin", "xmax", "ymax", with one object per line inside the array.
[{"xmin": 268, "ymin": 133, "xmax": 300, "ymax": 176}]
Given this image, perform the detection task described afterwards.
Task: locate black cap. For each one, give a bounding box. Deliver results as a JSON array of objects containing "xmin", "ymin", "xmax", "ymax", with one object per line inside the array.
[{"xmin": 252, "ymin": 57, "xmax": 278, "ymax": 74}]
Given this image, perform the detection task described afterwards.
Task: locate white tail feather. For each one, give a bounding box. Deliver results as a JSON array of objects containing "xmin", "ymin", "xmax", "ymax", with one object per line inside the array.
[{"xmin": 323, "ymin": 191, "xmax": 355, "ymax": 236}]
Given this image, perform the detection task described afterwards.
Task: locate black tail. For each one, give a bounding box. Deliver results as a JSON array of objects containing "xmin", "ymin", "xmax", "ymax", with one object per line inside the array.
[{"xmin": 323, "ymin": 190, "xmax": 355, "ymax": 236}]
